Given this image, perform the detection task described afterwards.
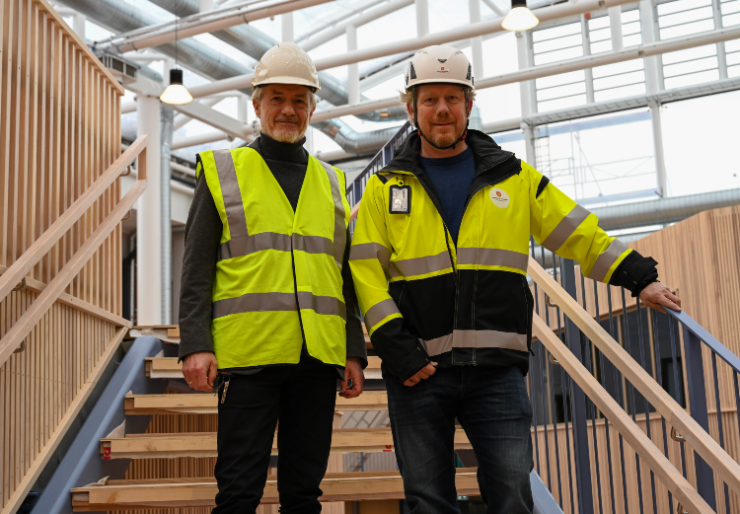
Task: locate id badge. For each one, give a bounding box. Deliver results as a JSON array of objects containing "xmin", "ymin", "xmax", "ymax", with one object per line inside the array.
[{"xmin": 389, "ymin": 185, "xmax": 411, "ymax": 214}]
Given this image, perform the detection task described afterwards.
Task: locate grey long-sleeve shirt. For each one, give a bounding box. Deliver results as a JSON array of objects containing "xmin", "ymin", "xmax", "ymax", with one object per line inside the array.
[{"xmin": 178, "ymin": 133, "xmax": 367, "ymax": 376}]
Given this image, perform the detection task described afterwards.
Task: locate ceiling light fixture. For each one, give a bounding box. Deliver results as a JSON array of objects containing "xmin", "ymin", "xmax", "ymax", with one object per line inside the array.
[
  {"xmin": 160, "ymin": 0, "xmax": 192, "ymax": 105},
  {"xmin": 502, "ymin": 0, "xmax": 540, "ymax": 31}
]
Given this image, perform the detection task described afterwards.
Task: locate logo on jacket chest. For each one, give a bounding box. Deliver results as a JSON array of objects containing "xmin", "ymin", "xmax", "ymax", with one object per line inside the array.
[{"xmin": 489, "ymin": 188, "xmax": 510, "ymax": 209}]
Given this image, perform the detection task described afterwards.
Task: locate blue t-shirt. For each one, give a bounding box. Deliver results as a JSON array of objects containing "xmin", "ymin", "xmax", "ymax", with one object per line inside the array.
[{"xmin": 420, "ymin": 147, "xmax": 476, "ymax": 245}]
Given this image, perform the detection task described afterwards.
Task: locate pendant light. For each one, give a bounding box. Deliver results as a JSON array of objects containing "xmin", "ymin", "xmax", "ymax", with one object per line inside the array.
[
  {"xmin": 160, "ymin": 1, "xmax": 193, "ymax": 105},
  {"xmin": 502, "ymin": 0, "xmax": 540, "ymax": 31}
]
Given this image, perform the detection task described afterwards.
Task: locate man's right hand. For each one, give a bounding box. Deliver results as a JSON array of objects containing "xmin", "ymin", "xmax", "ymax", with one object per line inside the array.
[
  {"xmin": 403, "ymin": 362, "xmax": 438, "ymax": 387},
  {"xmin": 182, "ymin": 351, "xmax": 218, "ymax": 392}
]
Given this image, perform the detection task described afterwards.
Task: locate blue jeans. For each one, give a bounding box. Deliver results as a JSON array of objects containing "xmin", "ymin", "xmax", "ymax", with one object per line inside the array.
[{"xmin": 385, "ymin": 365, "xmax": 534, "ymax": 514}]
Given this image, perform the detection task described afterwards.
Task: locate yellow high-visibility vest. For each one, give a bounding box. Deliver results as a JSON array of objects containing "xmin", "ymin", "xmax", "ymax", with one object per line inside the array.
[{"xmin": 197, "ymin": 147, "xmax": 351, "ymax": 370}]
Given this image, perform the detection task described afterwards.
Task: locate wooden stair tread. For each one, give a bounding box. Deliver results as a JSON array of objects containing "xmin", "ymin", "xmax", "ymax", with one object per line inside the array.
[
  {"xmin": 100, "ymin": 428, "xmax": 471, "ymax": 459},
  {"xmin": 145, "ymin": 356, "xmax": 383, "ymax": 380},
  {"xmin": 71, "ymin": 468, "xmax": 480, "ymax": 510},
  {"xmin": 131, "ymin": 324, "xmax": 374, "ymax": 349},
  {"xmin": 125, "ymin": 390, "xmax": 389, "ymax": 415}
]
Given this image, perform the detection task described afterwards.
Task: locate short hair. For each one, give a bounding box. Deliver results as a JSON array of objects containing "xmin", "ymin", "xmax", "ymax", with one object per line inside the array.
[
  {"xmin": 399, "ymin": 85, "xmax": 476, "ymax": 122},
  {"xmin": 252, "ymin": 85, "xmax": 317, "ymax": 109}
]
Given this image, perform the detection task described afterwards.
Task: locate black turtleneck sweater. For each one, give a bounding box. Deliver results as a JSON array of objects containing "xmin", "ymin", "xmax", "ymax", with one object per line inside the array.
[{"xmin": 178, "ymin": 133, "xmax": 367, "ymax": 375}]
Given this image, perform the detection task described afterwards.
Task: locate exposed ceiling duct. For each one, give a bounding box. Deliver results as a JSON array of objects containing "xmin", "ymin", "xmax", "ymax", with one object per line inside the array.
[
  {"xmin": 61, "ymin": 0, "xmax": 408, "ymax": 155},
  {"xmin": 147, "ymin": 0, "xmax": 407, "ymax": 122}
]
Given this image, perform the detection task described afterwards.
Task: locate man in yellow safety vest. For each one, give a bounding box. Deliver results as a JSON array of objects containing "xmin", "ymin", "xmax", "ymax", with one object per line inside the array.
[
  {"xmin": 178, "ymin": 43, "xmax": 367, "ymax": 514},
  {"xmin": 349, "ymin": 44, "xmax": 681, "ymax": 514}
]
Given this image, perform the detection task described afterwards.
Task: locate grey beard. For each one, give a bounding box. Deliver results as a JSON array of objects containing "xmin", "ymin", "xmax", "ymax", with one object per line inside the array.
[{"xmin": 262, "ymin": 121, "xmax": 307, "ymax": 144}]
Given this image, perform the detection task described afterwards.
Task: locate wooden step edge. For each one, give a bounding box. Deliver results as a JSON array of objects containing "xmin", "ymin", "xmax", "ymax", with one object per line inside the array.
[{"xmin": 72, "ymin": 469, "xmax": 480, "ymax": 511}]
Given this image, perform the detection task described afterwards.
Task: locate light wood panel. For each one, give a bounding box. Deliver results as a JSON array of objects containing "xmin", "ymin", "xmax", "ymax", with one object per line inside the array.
[
  {"xmin": 125, "ymin": 390, "xmax": 389, "ymax": 415},
  {"xmin": 146, "ymin": 356, "xmax": 384, "ymax": 380},
  {"xmin": 71, "ymin": 468, "xmax": 481, "ymax": 511},
  {"xmin": 0, "ymin": 0, "xmax": 125, "ymax": 511},
  {"xmin": 100, "ymin": 427, "xmax": 471, "ymax": 459}
]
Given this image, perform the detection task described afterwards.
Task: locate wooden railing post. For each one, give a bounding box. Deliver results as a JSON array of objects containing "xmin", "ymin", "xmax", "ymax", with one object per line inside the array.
[
  {"xmin": 561, "ymin": 259, "xmax": 595, "ymax": 514},
  {"xmin": 682, "ymin": 326, "xmax": 717, "ymax": 509}
]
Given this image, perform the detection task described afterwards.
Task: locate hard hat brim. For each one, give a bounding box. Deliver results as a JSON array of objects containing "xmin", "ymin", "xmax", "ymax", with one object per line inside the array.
[
  {"xmin": 251, "ymin": 76, "xmax": 321, "ymax": 92},
  {"xmin": 405, "ymin": 78, "xmax": 474, "ymax": 91}
]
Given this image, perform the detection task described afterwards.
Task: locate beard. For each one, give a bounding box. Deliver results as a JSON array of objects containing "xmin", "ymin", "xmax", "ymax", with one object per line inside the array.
[
  {"xmin": 422, "ymin": 113, "xmax": 463, "ymax": 148},
  {"xmin": 264, "ymin": 115, "xmax": 307, "ymax": 143}
]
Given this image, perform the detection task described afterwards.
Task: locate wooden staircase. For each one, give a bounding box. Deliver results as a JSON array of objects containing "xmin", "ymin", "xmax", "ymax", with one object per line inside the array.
[{"xmin": 68, "ymin": 326, "xmax": 479, "ymax": 513}]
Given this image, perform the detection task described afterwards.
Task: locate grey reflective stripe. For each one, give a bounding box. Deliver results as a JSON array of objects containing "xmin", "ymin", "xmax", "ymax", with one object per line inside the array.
[
  {"xmin": 213, "ymin": 291, "xmax": 345, "ymax": 319},
  {"xmin": 418, "ymin": 330, "xmax": 528, "ymax": 355},
  {"xmin": 293, "ymin": 234, "xmax": 334, "ymax": 256},
  {"xmin": 319, "ymin": 160, "xmax": 347, "ymax": 268},
  {"xmin": 213, "ymin": 150, "xmax": 249, "ymax": 240},
  {"xmin": 219, "ymin": 232, "xmax": 291, "ymax": 261},
  {"xmin": 349, "ymin": 242, "xmax": 391, "ymax": 271},
  {"xmin": 453, "ymin": 330, "xmax": 528, "ymax": 352},
  {"xmin": 390, "ymin": 251, "xmax": 452, "ymax": 278},
  {"xmin": 588, "ymin": 238, "xmax": 629, "ymax": 282},
  {"xmin": 296, "ymin": 291, "xmax": 346, "ymax": 320},
  {"xmin": 541, "ymin": 204, "xmax": 591, "ymax": 252},
  {"xmin": 364, "ymin": 298, "xmax": 401, "ymax": 331},
  {"xmin": 420, "ymin": 334, "xmax": 453, "ymax": 357},
  {"xmin": 456, "ymin": 248, "xmax": 529, "ymax": 272}
]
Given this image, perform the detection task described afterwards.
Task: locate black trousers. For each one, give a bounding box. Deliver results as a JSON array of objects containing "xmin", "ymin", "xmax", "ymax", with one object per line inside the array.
[{"xmin": 212, "ymin": 360, "xmax": 338, "ymax": 514}]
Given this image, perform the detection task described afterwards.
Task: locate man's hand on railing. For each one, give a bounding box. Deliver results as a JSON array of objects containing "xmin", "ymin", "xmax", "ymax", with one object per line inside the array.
[
  {"xmin": 340, "ymin": 357, "xmax": 365, "ymax": 398},
  {"xmin": 182, "ymin": 351, "xmax": 218, "ymax": 392},
  {"xmin": 639, "ymin": 282, "xmax": 682, "ymax": 314}
]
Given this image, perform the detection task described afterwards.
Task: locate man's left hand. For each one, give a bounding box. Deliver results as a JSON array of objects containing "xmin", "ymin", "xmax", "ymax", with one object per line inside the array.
[
  {"xmin": 639, "ymin": 282, "xmax": 682, "ymax": 314},
  {"xmin": 340, "ymin": 357, "xmax": 365, "ymax": 398}
]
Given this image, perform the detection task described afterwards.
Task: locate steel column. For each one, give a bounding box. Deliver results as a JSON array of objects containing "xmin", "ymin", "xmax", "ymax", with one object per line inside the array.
[
  {"xmin": 561, "ymin": 259, "xmax": 595, "ymax": 514},
  {"xmin": 682, "ymin": 326, "xmax": 718, "ymax": 509},
  {"xmin": 347, "ymin": 25, "xmax": 360, "ymax": 105},
  {"xmin": 416, "ymin": 0, "xmax": 429, "ymax": 38},
  {"xmin": 136, "ymin": 96, "xmax": 163, "ymax": 325}
]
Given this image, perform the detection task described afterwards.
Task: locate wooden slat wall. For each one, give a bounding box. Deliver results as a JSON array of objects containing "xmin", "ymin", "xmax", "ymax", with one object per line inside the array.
[{"xmin": 0, "ymin": 0, "xmax": 124, "ymax": 511}]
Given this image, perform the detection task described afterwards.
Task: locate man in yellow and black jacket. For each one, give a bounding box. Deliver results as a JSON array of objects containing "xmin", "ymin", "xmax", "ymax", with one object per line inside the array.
[{"xmin": 350, "ymin": 45, "xmax": 681, "ymax": 514}]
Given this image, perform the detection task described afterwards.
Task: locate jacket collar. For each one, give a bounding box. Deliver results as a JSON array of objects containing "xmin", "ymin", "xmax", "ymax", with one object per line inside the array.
[{"xmin": 380, "ymin": 129, "xmax": 520, "ymax": 184}]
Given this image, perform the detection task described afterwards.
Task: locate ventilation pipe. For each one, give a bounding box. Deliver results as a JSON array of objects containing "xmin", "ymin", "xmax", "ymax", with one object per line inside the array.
[
  {"xmin": 146, "ymin": 0, "xmax": 407, "ymax": 121},
  {"xmin": 64, "ymin": 0, "xmax": 407, "ymax": 154}
]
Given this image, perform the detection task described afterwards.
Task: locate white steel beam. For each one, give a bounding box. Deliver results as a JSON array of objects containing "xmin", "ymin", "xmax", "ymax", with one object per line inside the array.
[
  {"xmin": 296, "ymin": 0, "xmax": 388, "ymax": 44},
  {"xmin": 186, "ymin": 0, "xmax": 636, "ymax": 98},
  {"xmin": 470, "ymin": 0, "xmax": 484, "ymax": 77},
  {"xmin": 172, "ymin": 130, "xmax": 232, "ymax": 150},
  {"xmin": 282, "ymin": 11, "xmax": 294, "ymax": 42},
  {"xmin": 95, "ymin": 0, "xmax": 334, "ymax": 54},
  {"xmin": 347, "ymin": 25, "xmax": 360, "ymax": 104},
  {"xmin": 416, "ymin": 0, "xmax": 429, "ymax": 38},
  {"xmin": 301, "ymin": 0, "xmax": 414, "ymax": 52},
  {"xmin": 302, "ymin": 25, "xmax": 740, "ymax": 122}
]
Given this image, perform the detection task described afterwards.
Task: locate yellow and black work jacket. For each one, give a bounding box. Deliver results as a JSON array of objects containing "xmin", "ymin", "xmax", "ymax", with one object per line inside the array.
[
  {"xmin": 350, "ymin": 130, "xmax": 657, "ymax": 382},
  {"xmin": 197, "ymin": 146, "xmax": 352, "ymax": 370}
]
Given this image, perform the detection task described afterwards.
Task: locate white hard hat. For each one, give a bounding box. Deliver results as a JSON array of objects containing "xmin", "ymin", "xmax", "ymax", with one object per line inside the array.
[
  {"xmin": 405, "ymin": 45, "xmax": 474, "ymax": 91},
  {"xmin": 252, "ymin": 43, "xmax": 321, "ymax": 92}
]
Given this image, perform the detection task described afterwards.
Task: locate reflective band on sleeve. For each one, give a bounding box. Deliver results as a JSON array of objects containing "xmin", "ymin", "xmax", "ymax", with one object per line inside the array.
[
  {"xmin": 453, "ymin": 330, "xmax": 528, "ymax": 352},
  {"xmin": 541, "ymin": 204, "xmax": 591, "ymax": 252},
  {"xmin": 389, "ymin": 251, "xmax": 453, "ymax": 278},
  {"xmin": 364, "ymin": 298, "xmax": 401, "ymax": 331},
  {"xmin": 318, "ymin": 160, "xmax": 347, "ymax": 269},
  {"xmin": 349, "ymin": 242, "xmax": 391, "ymax": 271},
  {"xmin": 213, "ymin": 291, "xmax": 345, "ymax": 320},
  {"xmin": 213, "ymin": 150, "xmax": 249, "ymax": 240},
  {"xmin": 587, "ymin": 238, "xmax": 629, "ymax": 282},
  {"xmin": 456, "ymin": 248, "xmax": 528, "ymax": 272}
]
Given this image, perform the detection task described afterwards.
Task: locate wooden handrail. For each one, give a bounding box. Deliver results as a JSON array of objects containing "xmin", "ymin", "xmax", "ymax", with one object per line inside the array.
[
  {"xmin": 528, "ymin": 255, "xmax": 740, "ymax": 500},
  {"xmin": 532, "ymin": 313, "xmax": 715, "ymax": 514},
  {"xmin": 0, "ymin": 173, "xmax": 148, "ymax": 367},
  {"xmin": 0, "ymin": 136, "xmax": 148, "ymax": 308}
]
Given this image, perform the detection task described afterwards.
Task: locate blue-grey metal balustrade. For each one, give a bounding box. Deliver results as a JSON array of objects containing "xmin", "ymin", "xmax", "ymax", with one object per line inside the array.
[{"xmin": 347, "ymin": 122, "xmax": 740, "ymax": 514}]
